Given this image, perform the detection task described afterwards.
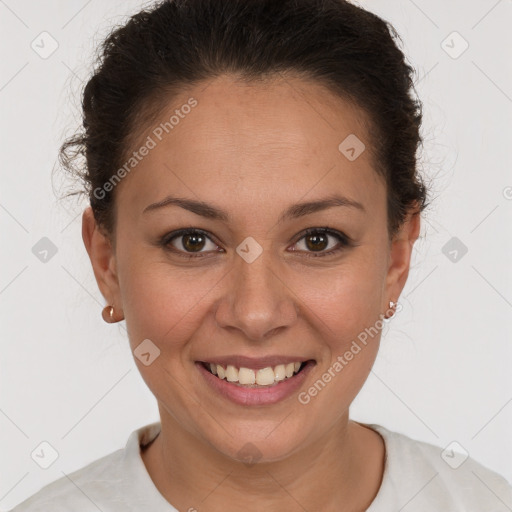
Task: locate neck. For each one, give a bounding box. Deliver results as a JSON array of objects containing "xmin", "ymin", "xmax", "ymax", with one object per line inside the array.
[{"xmin": 141, "ymin": 408, "xmax": 385, "ymax": 512}]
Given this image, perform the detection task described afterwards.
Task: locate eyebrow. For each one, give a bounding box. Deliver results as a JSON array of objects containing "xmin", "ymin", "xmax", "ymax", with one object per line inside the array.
[{"xmin": 142, "ymin": 194, "xmax": 365, "ymax": 223}]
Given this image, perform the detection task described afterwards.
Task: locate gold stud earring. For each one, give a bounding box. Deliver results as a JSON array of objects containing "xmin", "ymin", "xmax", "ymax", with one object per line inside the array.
[{"xmin": 102, "ymin": 305, "xmax": 122, "ymax": 323}]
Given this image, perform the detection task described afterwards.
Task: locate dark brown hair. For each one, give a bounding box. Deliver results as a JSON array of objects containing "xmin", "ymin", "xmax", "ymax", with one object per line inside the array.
[{"xmin": 59, "ymin": 0, "xmax": 429, "ymax": 238}]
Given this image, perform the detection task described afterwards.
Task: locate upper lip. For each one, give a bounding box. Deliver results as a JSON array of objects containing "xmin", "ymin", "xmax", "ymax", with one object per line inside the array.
[{"xmin": 198, "ymin": 355, "xmax": 313, "ymax": 370}]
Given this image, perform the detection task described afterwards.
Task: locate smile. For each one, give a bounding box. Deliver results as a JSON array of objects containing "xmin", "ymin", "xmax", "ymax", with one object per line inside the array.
[{"xmin": 196, "ymin": 358, "xmax": 316, "ymax": 406}]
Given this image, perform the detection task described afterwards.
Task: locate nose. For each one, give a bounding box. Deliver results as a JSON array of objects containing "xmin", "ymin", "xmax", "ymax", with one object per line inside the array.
[{"xmin": 214, "ymin": 249, "xmax": 298, "ymax": 342}]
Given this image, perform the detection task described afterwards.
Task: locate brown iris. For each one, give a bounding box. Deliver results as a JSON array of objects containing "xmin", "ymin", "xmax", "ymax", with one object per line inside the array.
[
  {"xmin": 305, "ymin": 232, "xmax": 328, "ymax": 252},
  {"xmin": 182, "ymin": 233, "xmax": 206, "ymax": 252}
]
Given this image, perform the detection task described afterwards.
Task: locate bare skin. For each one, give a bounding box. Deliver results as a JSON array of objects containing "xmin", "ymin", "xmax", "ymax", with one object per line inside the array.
[{"xmin": 82, "ymin": 73, "xmax": 420, "ymax": 511}]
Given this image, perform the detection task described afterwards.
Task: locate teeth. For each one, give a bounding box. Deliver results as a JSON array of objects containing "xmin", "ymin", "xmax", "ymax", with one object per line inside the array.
[
  {"xmin": 256, "ymin": 367, "xmax": 275, "ymax": 385},
  {"xmin": 225, "ymin": 365, "xmax": 238, "ymax": 382},
  {"xmin": 206, "ymin": 361, "xmax": 304, "ymax": 386},
  {"xmin": 238, "ymin": 367, "xmax": 256, "ymax": 385},
  {"xmin": 274, "ymin": 364, "xmax": 286, "ymax": 381}
]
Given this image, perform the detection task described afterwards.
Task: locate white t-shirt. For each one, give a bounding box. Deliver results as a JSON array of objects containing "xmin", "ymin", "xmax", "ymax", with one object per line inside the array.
[{"xmin": 9, "ymin": 421, "xmax": 512, "ymax": 511}]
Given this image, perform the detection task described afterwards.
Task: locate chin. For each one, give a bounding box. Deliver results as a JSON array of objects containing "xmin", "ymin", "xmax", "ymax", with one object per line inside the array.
[{"xmin": 206, "ymin": 422, "xmax": 311, "ymax": 465}]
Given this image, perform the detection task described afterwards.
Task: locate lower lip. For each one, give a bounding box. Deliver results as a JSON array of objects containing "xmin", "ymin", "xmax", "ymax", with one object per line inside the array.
[{"xmin": 196, "ymin": 361, "xmax": 315, "ymax": 406}]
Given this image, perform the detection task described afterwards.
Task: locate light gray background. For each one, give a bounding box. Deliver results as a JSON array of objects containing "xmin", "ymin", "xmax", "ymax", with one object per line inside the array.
[{"xmin": 1, "ymin": 0, "xmax": 511, "ymax": 509}]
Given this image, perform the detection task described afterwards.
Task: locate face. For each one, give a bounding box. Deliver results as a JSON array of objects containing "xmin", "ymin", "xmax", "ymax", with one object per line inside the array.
[{"xmin": 83, "ymin": 74, "xmax": 419, "ymax": 462}]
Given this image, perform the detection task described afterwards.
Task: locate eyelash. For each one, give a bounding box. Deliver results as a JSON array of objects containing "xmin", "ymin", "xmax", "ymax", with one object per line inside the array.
[{"xmin": 160, "ymin": 227, "xmax": 353, "ymax": 259}]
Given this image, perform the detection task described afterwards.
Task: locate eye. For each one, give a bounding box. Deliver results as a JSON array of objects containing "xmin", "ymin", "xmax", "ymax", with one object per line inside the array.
[
  {"xmin": 162, "ymin": 228, "xmax": 221, "ymax": 258},
  {"xmin": 289, "ymin": 227, "xmax": 352, "ymax": 257},
  {"xmin": 160, "ymin": 227, "xmax": 353, "ymax": 260}
]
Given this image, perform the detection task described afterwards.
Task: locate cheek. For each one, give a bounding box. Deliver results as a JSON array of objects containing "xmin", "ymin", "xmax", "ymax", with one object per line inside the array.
[
  {"xmin": 118, "ymin": 252, "xmax": 226, "ymax": 355},
  {"xmin": 294, "ymin": 252, "xmax": 386, "ymax": 334},
  {"xmin": 296, "ymin": 269, "xmax": 383, "ymax": 415},
  {"xmin": 117, "ymin": 258, "xmax": 218, "ymax": 426},
  {"xmin": 292, "ymin": 253, "xmax": 385, "ymax": 387}
]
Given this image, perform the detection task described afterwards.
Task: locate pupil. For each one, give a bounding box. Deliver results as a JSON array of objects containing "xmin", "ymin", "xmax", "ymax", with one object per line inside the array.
[
  {"xmin": 183, "ymin": 233, "xmax": 204, "ymax": 252},
  {"xmin": 306, "ymin": 233, "xmax": 327, "ymax": 251}
]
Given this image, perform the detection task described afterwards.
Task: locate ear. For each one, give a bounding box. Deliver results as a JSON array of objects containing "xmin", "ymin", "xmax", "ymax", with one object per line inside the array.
[
  {"xmin": 82, "ymin": 206, "xmax": 122, "ymax": 313},
  {"xmin": 383, "ymin": 206, "xmax": 421, "ymax": 310}
]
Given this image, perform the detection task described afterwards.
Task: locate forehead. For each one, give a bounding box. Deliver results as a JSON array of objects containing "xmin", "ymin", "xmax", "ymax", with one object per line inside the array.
[{"xmin": 118, "ymin": 74, "xmax": 385, "ymax": 217}]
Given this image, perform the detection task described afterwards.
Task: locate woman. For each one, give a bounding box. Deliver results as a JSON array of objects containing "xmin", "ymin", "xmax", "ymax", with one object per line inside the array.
[{"xmin": 11, "ymin": 0, "xmax": 512, "ymax": 510}]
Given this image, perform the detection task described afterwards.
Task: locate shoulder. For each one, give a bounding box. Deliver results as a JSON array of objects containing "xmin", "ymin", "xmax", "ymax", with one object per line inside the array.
[
  {"xmin": 9, "ymin": 422, "xmax": 165, "ymax": 512},
  {"xmin": 366, "ymin": 423, "xmax": 512, "ymax": 511},
  {"xmin": 8, "ymin": 448, "xmax": 126, "ymax": 512}
]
